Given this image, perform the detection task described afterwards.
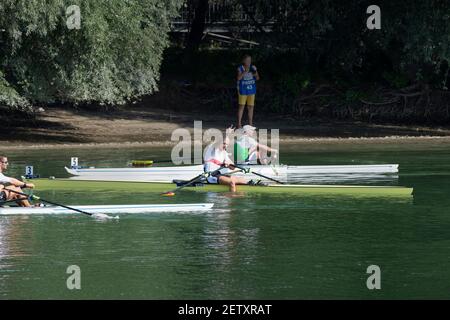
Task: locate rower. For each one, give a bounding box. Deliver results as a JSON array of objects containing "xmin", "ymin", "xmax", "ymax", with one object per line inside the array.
[
  {"xmin": 203, "ymin": 137, "xmax": 249, "ymax": 192},
  {"xmin": 234, "ymin": 125, "xmax": 278, "ymax": 165},
  {"xmin": 0, "ymin": 156, "xmax": 34, "ymax": 207}
]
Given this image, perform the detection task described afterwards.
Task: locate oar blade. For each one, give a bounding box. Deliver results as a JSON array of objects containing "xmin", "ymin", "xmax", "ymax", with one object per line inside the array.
[{"xmin": 92, "ymin": 213, "xmax": 119, "ymax": 220}]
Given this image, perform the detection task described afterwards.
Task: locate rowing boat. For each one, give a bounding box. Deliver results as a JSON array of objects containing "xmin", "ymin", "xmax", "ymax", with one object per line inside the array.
[
  {"xmin": 65, "ymin": 164, "xmax": 399, "ymax": 183},
  {"xmin": 0, "ymin": 203, "xmax": 214, "ymax": 215},
  {"xmin": 31, "ymin": 178, "xmax": 413, "ymax": 197}
]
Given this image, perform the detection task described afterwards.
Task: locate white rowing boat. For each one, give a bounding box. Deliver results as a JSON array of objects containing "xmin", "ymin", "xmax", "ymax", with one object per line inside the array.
[
  {"xmin": 0, "ymin": 203, "xmax": 214, "ymax": 215},
  {"xmin": 65, "ymin": 164, "xmax": 399, "ymax": 183}
]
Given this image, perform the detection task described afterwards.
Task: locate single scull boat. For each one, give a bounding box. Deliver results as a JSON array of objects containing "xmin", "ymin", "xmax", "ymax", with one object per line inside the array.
[
  {"xmin": 0, "ymin": 203, "xmax": 214, "ymax": 215},
  {"xmin": 65, "ymin": 164, "xmax": 399, "ymax": 183},
  {"xmin": 31, "ymin": 179, "xmax": 413, "ymax": 197}
]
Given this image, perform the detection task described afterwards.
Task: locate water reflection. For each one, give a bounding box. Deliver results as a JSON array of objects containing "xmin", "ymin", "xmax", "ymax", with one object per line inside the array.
[{"xmin": 288, "ymin": 173, "xmax": 398, "ymax": 185}]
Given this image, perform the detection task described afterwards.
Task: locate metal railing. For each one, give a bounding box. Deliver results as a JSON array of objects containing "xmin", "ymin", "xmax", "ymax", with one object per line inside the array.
[{"xmin": 171, "ymin": 0, "xmax": 277, "ymax": 32}]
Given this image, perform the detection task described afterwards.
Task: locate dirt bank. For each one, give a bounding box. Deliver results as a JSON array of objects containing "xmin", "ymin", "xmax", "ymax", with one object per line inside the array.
[{"xmin": 3, "ymin": 105, "xmax": 450, "ymax": 149}]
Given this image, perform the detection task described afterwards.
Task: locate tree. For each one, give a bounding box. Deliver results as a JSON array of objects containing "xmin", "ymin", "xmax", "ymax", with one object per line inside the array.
[
  {"xmin": 0, "ymin": 0, "xmax": 182, "ymax": 109},
  {"xmin": 185, "ymin": 0, "xmax": 209, "ymax": 53}
]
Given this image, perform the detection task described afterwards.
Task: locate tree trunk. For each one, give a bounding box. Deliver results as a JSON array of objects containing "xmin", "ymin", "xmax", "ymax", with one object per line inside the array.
[{"xmin": 185, "ymin": 0, "xmax": 209, "ymax": 53}]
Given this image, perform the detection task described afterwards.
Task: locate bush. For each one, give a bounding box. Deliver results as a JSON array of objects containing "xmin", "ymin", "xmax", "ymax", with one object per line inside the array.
[
  {"xmin": 0, "ymin": 70, "xmax": 32, "ymax": 112},
  {"xmin": 0, "ymin": 0, "xmax": 182, "ymax": 107}
]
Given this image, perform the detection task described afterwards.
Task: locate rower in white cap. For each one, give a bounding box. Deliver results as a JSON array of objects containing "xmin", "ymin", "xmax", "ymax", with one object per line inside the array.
[{"xmin": 233, "ymin": 125, "xmax": 278, "ymax": 165}]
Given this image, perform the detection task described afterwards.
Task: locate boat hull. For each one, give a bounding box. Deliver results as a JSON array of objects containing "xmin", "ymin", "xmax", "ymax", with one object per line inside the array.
[
  {"xmin": 32, "ymin": 179, "xmax": 413, "ymax": 198},
  {"xmin": 0, "ymin": 203, "xmax": 214, "ymax": 215},
  {"xmin": 65, "ymin": 164, "xmax": 399, "ymax": 183}
]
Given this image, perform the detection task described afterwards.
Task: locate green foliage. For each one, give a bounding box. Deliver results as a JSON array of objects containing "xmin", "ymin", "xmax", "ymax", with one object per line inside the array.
[
  {"xmin": 0, "ymin": 0, "xmax": 182, "ymax": 106},
  {"xmin": 162, "ymin": 48, "xmax": 314, "ymax": 89},
  {"xmin": 277, "ymin": 73, "xmax": 310, "ymax": 97},
  {"xmin": 0, "ymin": 69, "xmax": 31, "ymax": 111},
  {"xmin": 344, "ymin": 89, "xmax": 364, "ymax": 103},
  {"xmin": 382, "ymin": 71, "xmax": 409, "ymax": 89},
  {"xmin": 237, "ymin": 0, "xmax": 450, "ymax": 86}
]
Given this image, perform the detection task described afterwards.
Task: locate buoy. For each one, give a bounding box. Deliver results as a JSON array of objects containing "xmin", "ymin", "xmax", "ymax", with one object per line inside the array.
[{"xmin": 131, "ymin": 160, "xmax": 154, "ymax": 167}]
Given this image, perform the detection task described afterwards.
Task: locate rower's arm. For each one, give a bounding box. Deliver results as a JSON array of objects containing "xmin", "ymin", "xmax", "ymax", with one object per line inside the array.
[
  {"xmin": 223, "ymin": 152, "xmax": 235, "ymax": 167},
  {"xmin": 8, "ymin": 178, "xmax": 35, "ymax": 188},
  {"xmin": 223, "ymin": 159, "xmax": 234, "ymax": 167},
  {"xmin": 257, "ymin": 143, "xmax": 278, "ymax": 153}
]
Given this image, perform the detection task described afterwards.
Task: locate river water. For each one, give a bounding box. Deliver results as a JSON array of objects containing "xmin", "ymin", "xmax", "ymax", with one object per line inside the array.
[{"xmin": 1, "ymin": 141, "xmax": 449, "ymax": 299}]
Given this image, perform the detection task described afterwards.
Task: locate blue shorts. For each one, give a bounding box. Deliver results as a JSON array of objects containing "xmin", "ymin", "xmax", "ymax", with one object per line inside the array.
[
  {"xmin": 206, "ymin": 173, "xmax": 231, "ymax": 184},
  {"xmin": 206, "ymin": 176, "xmax": 219, "ymax": 184}
]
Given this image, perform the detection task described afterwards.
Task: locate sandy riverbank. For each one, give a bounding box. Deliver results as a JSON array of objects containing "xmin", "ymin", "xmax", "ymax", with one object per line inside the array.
[
  {"xmin": 3, "ymin": 136, "xmax": 450, "ymax": 151},
  {"xmin": 4, "ymin": 106, "xmax": 450, "ymax": 149}
]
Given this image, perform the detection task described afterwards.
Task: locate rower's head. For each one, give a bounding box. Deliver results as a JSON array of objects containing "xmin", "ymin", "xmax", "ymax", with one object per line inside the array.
[
  {"xmin": 242, "ymin": 125, "xmax": 256, "ymax": 136},
  {"xmin": 0, "ymin": 156, "xmax": 8, "ymax": 171},
  {"xmin": 221, "ymin": 136, "xmax": 230, "ymax": 151},
  {"xmin": 242, "ymin": 54, "xmax": 252, "ymax": 67}
]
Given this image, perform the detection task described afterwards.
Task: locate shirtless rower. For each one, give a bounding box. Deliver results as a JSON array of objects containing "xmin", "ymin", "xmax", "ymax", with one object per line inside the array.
[
  {"xmin": 0, "ymin": 156, "xmax": 34, "ymax": 207},
  {"xmin": 203, "ymin": 136, "xmax": 250, "ymax": 192}
]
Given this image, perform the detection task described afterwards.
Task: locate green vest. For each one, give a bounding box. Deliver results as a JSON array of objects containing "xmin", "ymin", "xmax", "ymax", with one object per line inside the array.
[{"xmin": 234, "ymin": 142, "xmax": 249, "ymax": 162}]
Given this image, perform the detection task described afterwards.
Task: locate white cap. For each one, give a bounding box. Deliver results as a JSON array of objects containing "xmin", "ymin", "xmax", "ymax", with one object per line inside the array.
[
  {"xmin": 234, "ymin": 128, "xmax": 244, "ymax": 135},
  {"xmin": 242, "ymin": 125, "xmax": 256, "ymax": 133}
]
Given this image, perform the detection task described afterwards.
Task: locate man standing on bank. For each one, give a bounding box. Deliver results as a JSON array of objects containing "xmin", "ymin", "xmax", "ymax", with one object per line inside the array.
[{"xmin": 237, "ymin": 54, "xmax": 260, "ymax": 128}]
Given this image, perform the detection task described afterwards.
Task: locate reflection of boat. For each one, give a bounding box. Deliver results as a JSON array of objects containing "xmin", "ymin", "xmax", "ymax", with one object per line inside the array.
[
  {"xmin": 287, "ymin": 173, "xmax": 399, "ymax": 185},
  {"xmin": 0, "ymin": 203, "xmax": 214, "ymax": 215},
  {"xmin": 32, "ymin": 178, "xmax": 413, "ymax": 198},
  {"xmin": 65, "ymin": 164, "xmax": 399, "ymax": 183}
]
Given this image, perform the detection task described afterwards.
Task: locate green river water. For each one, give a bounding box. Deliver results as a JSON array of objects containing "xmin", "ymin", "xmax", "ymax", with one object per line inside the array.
[{"xmin": 1, "ymin": 141, "xmax": 450, "ymax": 299}]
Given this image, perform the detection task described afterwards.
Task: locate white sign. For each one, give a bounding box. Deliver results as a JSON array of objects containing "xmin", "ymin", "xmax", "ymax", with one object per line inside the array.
[
  {"xmin": 71, "ymin": 157, "xmax": 79, "ymax": 168},
  {"xmin": 25, "ymin": 166, "xmax": 34, "ymax": 176}
]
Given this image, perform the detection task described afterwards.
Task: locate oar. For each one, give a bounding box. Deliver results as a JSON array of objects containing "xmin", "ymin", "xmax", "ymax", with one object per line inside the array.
[
  {"xmin": 161, "ymin": 171, "xmax": 208, "ymax": 197},
  {"xmin": 231, "ymin": 164, "xmax": 285, "ymax": 185},
  {"xmin": 7, "ymin": 189, "xmax": 116, "ymax": 219},
  {"xmin": 161, "ymin": 166, "xmax": 227, "ymax": 196}
]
